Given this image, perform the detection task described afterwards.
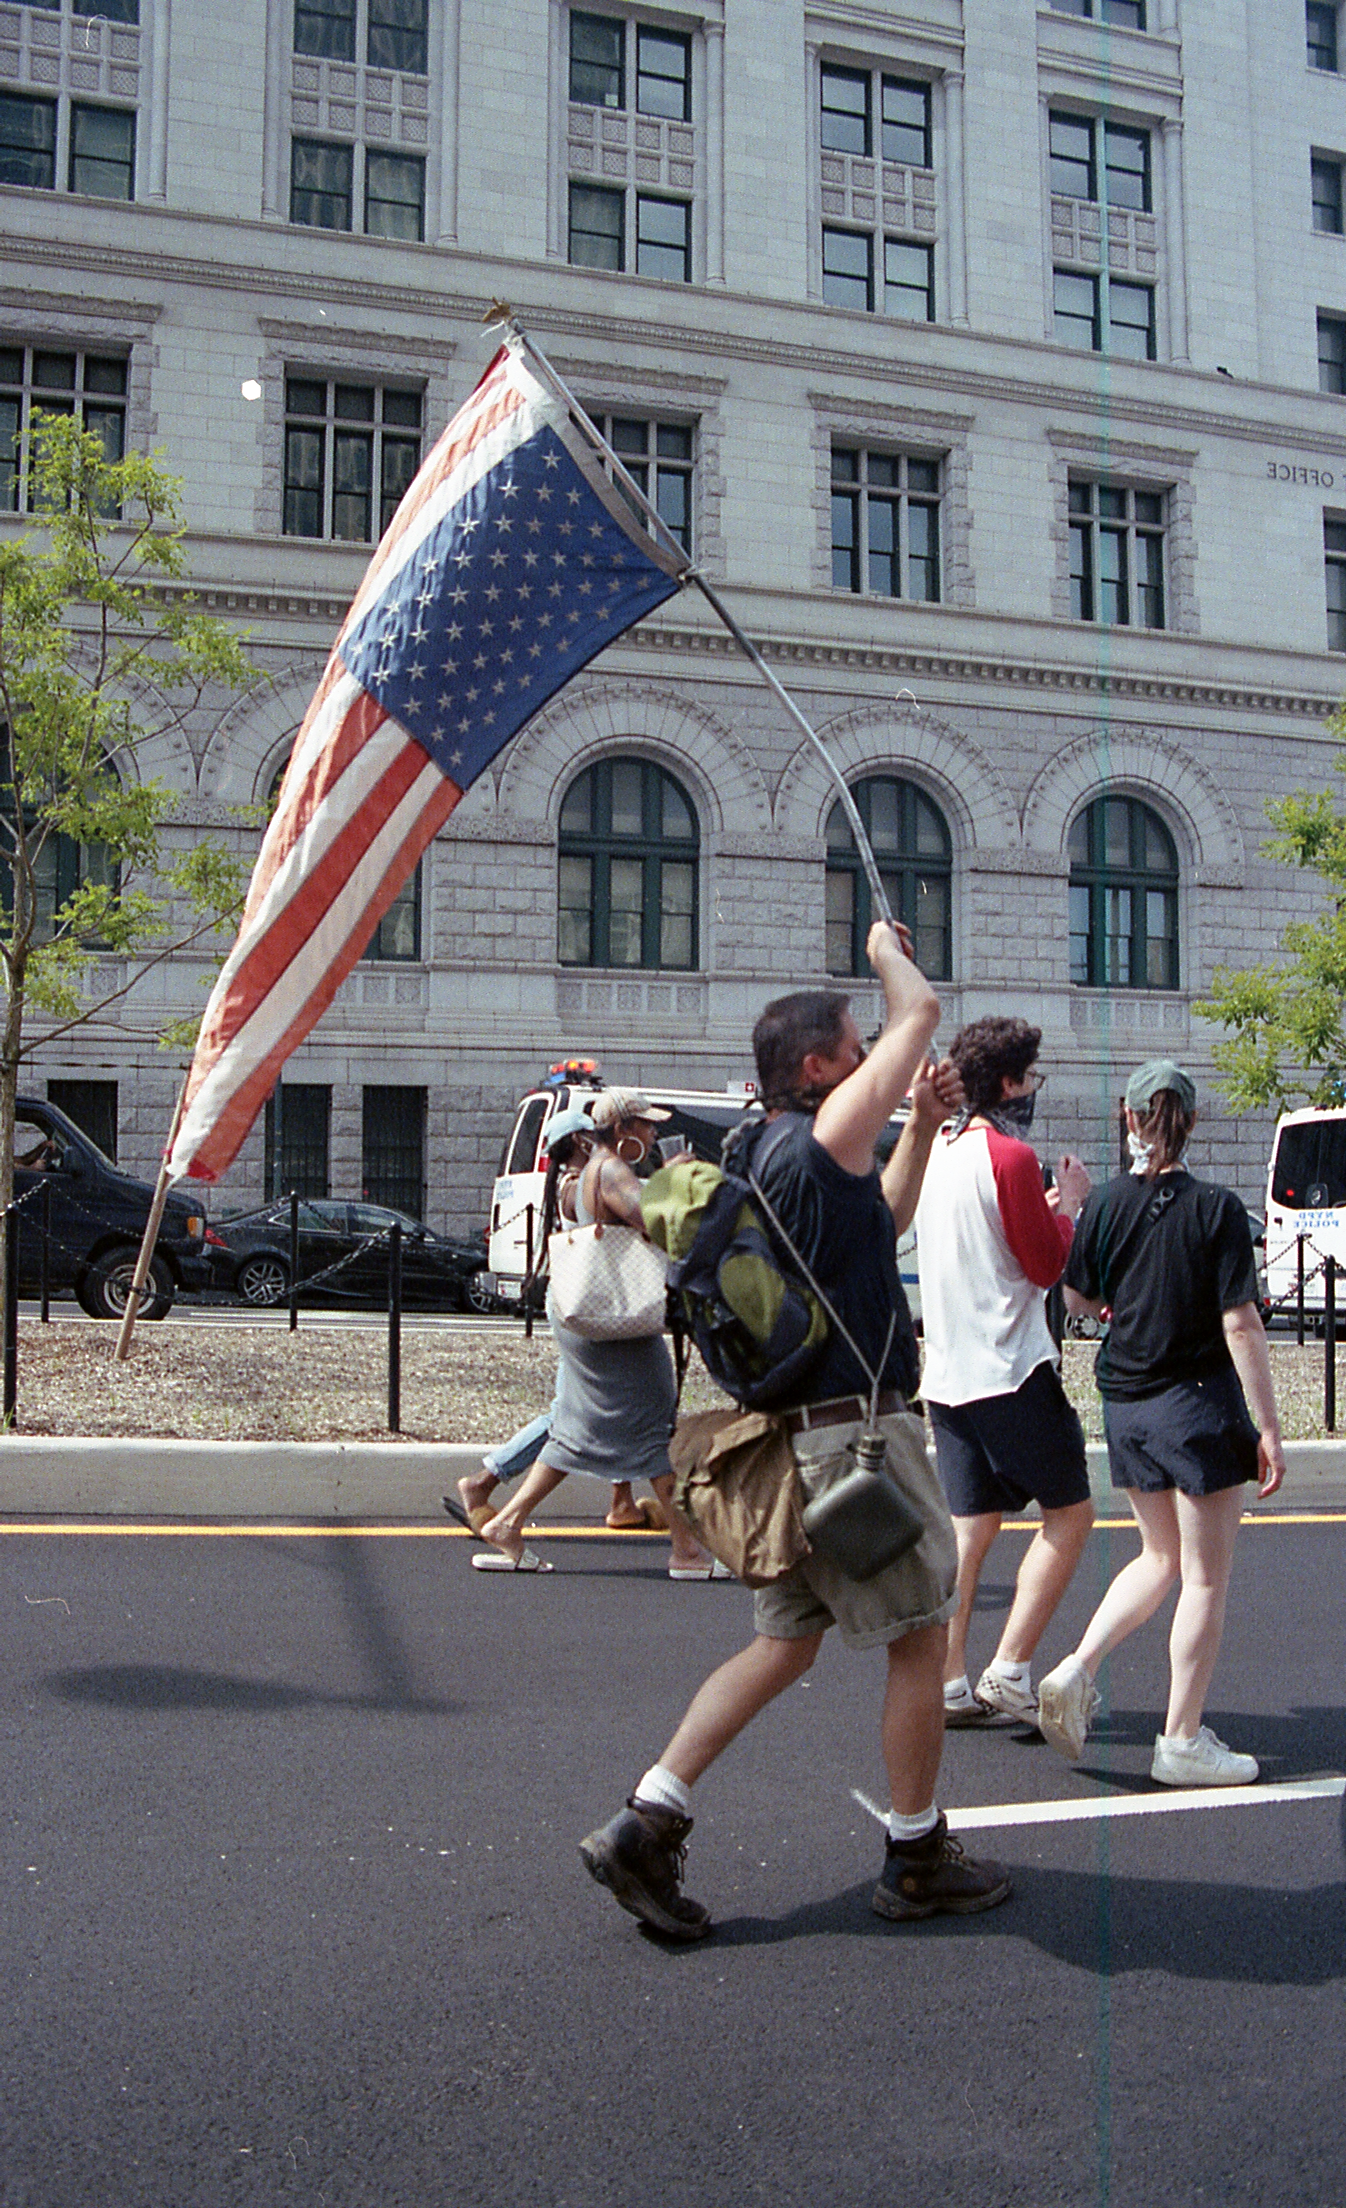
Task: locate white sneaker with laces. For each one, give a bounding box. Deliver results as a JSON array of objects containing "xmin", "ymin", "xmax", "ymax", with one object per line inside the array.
[
  {"xmin": 1150, "ymin": 1726, "xmax": 1259, "ymax": 1787},
  {"xmin": 1037, "ymin": 1655, "xmax": 1101, "ymax": 1762},
  {"xmin": 974, "ymin": 1667, "xmax": 1039, "ymax": 1726}
]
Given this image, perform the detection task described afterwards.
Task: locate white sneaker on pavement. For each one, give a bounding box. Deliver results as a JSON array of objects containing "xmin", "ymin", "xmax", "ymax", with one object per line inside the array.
[
  {"xmin": 1150, "ymin": 1726, "xmax": 1259, "ymax": 1787},
  {"xmin": 974, "ymin": 1667, "xmax": 1040, "ymax": 1727},
  {"xmin": 1037, "ymin": 1655, "xmax": 1101, "ymax": 1762}
]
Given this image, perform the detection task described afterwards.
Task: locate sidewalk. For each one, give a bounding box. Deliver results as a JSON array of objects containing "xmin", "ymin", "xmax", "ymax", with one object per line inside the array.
[{"xmin": 0, "ymin": 1436, "xmax": 1343, "ymax": 1520}]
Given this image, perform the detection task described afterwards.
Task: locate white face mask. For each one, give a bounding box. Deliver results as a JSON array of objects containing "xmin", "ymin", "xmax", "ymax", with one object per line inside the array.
[{"xmin": 1127, "ymin": 1130, "xmax": 1153, "ymax": 1174}]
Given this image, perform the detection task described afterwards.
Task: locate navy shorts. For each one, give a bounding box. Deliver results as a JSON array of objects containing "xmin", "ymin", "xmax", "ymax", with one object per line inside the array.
[
  {"xmin": 928, "ymin": 1359, "xmax": 1091, "ymax": 1517},
  {"xmin": 1102, "ymin": 1367, "xmax": 1259, "ymax": 1497}
]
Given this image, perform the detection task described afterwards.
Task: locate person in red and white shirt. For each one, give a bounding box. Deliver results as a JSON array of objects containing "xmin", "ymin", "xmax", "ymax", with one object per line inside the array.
[{"xmin": 914, "ymin": 1017, "xmax": 1093, "ymax": 1728}]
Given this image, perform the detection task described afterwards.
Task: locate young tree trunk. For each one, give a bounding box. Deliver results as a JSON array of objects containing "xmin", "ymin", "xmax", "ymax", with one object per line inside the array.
[{"xmin": 0, "ymin": 970, "xmax": 25, "ymax": 1369}]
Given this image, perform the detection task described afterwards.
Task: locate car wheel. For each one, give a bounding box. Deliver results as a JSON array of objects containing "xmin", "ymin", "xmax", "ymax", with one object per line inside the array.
[
  {"xmin": 464, "ymin": 1272, "xmax": 500, "ymax": 1316},
  {"xmin": 81, "ymin": 1249, "xmax": 175, "ymax": 1321},
  {"xmin": 236, "ymin": 1254, "xmax": 290, "ymax": 1307}
]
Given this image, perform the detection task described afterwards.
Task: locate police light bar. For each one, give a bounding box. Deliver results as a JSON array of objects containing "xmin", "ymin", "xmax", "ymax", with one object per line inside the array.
[{"xmin": 543, "ymin": 1058, "xmax": 603, "ymax": 1088}]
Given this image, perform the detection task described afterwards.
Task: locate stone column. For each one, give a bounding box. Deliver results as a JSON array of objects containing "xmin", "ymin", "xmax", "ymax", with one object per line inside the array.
[
  {"xmin": 704, "ymin": 19, "xmax": 725, "ymax": 284},
  {"xmin": 943, "ymin": 67, "xmax": 968, "ymax": 326},
  {"xmin": 1161, "ymin": 116, "xmax": 1189, "ymax": 363}
]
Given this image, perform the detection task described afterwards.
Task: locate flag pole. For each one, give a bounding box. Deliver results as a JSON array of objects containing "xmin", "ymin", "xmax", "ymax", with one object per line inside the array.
[
  {"xmin": 491, "ymin": 307, "xmax": 896, "ymax": 927},
  {"xmin": 114, "ymin": 1072, "xmax": 189, "ymax": 1363}
]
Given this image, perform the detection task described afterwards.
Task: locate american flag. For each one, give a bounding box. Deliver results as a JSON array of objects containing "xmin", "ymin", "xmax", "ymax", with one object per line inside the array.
[{"xmin": 169, "ymin": 332, "xmax": 688, "ymax": 1184}]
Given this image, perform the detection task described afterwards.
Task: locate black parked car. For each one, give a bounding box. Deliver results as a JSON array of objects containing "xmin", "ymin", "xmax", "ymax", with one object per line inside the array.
[
  {"xmin": 11, "ymin": 1098, "xmax": 212, "ymax": 1319},
  {"xmin": 209, "ymin": 1199, "xmax": 497, "ymax": 1311}
]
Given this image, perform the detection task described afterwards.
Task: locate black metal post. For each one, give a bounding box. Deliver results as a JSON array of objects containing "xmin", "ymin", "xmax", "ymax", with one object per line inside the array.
[
  {"xmin": 387, "ymin": 1219, "xmax": 402, "ymax": 1433},
  {"xmin": 39, "ymin": 1178, "xmax": 51, "ymax": 1325},
  {"xmin": 1297, "ymin": 1235, "xmax": 1305, "ymax": 1348},
  {"xmin": 288, "ymin": 1189, "xmax": 300, "ymax": 1333},
  {"xmin": 3, "ymin": 1207, "xmax": 18, "ymax": 1430},
  {"xmin": 524, "ymin": 1201, "xmax": 535, "ymax": 1340},
  {"xmin": 1326, "ymin": 1255, "xmax": 1337, "ymax": 1436}
]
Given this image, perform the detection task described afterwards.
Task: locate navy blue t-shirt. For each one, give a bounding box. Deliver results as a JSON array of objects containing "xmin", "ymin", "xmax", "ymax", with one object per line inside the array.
[
  {"xmin": 1064, "ymin": 1170, "xmax": 1258, "ymax": 1400},
  {"xmin": 747, "ymin": 1112, "xmax": 920, "ymax": 1405}
]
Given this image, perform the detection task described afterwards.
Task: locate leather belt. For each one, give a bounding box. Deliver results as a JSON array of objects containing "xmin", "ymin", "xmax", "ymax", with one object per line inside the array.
[{"xmin": 782, "ymin": 1388, "xmax": 906, "ymax": 1435}]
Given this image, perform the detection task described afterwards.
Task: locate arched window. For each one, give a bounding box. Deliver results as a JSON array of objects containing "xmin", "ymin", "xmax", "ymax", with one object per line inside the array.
[
  {"xmin": 1068, "ymin": 794, "xmax": 1178, "ymax": 988},
  {"xmin": 825, "ymin": 776, "xmax": 952, "ymax": 978},
  {"xmin": 558, "ymin": 757, "xmax": 698, "ymax": 969},
  {"xmin": 268, "ymin": 752, "xmax": 421, "ymax": 961},
  {"xmin": 0, "ymin": 743, "xmax": 118, "ymax": 943}
]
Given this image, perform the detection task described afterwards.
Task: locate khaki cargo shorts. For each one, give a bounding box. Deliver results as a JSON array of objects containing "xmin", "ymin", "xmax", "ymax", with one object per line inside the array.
[{"xmin": 752, "ymin": 1408, "xmax": 958, "ymax": 1652}]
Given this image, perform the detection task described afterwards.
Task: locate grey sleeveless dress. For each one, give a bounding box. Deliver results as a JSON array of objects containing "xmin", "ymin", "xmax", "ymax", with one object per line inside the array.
[{"xmin": 538, "ymin": 1175, "xmax": 675, "ymax": 1483}]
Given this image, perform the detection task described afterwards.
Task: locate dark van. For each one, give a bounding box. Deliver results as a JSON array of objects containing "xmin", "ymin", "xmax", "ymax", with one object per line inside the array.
[{"xmin": 10, "ymin": 1097, "xmax": 211, "ymax": 1318}]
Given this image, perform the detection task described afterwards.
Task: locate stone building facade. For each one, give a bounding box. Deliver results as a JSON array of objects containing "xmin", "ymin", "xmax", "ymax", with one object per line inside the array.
[{"xmin": 4, "ymin": 0, "xmax": 1346, "ymax": 1228}]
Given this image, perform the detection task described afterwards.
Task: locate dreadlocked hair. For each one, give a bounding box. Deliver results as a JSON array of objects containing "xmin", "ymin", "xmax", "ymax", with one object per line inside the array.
[
  {"xmin": 1133, "ymin": 1091, "xmax": 1195, "ymax": 1177},
  {"xmin": 523, "ymin": 1137, "xmax": 585, "ymax": 1297}
]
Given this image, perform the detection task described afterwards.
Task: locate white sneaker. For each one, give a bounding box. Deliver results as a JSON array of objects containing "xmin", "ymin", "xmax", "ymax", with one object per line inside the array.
[
  {"xmin": 974, "ymin": 1667, "xmax": 1039, "ymax": 1726},
  {"xmin": 1150, "ymin": 1726, "xmax": 1259, "ymax": 1788},
  {"xmin": 1037, "ymin": 1655, "xmax": 1101, "ymax": 1763}
]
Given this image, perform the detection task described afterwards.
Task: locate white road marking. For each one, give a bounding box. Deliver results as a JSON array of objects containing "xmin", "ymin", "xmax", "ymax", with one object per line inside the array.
[{"xmin": 851, "ymin": 1776, "xmax": 1345, "ymax": 1832}]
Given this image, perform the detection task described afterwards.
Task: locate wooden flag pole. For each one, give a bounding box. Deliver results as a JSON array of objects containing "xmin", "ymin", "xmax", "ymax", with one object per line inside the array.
[
  {"xmin": 114, "ymin": 1074, "xmax": 189, "ymax": 1363},
  {"xmin": 493, "ymin": 307, "xmax": 896, "ymax": 930}
]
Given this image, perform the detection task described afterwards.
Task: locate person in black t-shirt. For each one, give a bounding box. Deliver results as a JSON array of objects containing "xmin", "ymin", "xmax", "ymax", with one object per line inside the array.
[
  {"xmin": 1037, "ymin": 1060, "xmax": 1286, "ymax": 1789},
  {"xmin": 578, "ymin": 920, "xmax": 1012, "ymax": 1939}
]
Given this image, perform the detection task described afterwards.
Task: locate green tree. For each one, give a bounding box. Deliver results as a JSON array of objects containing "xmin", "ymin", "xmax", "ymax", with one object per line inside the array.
[
  {"xmin": 0, "ymin": 411, "xmax": 256, "ymax": 1299},
  {"xmin": 1199, "ymin": 721, "xmax": 1346, "ymax": 1110}
]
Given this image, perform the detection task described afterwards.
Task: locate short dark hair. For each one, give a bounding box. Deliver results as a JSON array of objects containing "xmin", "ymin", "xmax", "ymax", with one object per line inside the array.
[
  {"xmin": 948, "ymin": 1016, "xmax": 1041, "ymax": 1116},
  {"xmin": 752, "ymin": 990, "xmax": 850, "ymax": 1108}
]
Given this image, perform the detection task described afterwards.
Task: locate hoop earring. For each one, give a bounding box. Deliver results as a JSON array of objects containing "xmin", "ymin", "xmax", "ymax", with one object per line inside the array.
[{"xmin": 616, "ymin": 1134, "xmax": 643, "ymax": 1163}]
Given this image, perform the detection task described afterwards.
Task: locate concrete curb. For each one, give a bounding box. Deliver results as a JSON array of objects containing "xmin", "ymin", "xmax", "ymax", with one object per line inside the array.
[{"xmin": 0, "ymin": 1435, "xmax": 1344, "ymax": 1520}]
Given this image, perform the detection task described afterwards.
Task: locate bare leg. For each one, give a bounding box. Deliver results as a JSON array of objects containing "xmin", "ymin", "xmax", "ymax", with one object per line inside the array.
[
  {"xmin": 457, "ymin": 1466, "xmax": 498, "ymax": 1521},
  {"xmin": 650, "ymin": 1470, "xmax": 712, "ymax": 1572},
  {"xmin": 883, "ymin": 1621, "xmax": 948, "ymax": 1814},
  {"xmin": 1164, "ymin": 1485, "xmax": 1246, "ymax": 1739},
  {"xmin": 660, "ymin": 1633, "xmax": 823, "ymax": 1786},
  {"xmin": 945, "ymin": 1512, "xmax": 1001, "ymax": 1683},
  {"xmin": 1074, "ymin": 1488, "xmax": 1181, "ymax": 1678},
  {"xmin": 606, "ymin": 1480, "xmax": 645, "ymax": 1529},
  {"xmin": 996, "ymin": 1499, "xmax": 1094, "ymax": 1665},
  {"xmin": 479, "ymin": 1458, "xmax": 568, "ymax": 1563}
]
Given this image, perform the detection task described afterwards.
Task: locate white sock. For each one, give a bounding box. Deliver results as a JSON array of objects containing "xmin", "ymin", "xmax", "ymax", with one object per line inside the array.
[
  {"xmin": 943, "ymin": 1674, "xmax": 974, "ymax": 1705},
  {"xmin": 633, "ymin": 1764, "xmax": 692, "ymax": 1819},
  {"xmin": 887, "ymin": 1805, "xmax": 940, "ymax": 1842},
  {"xmin": 987, "ymin": 1657, "xmax": 1031, "ymax": 1688}
]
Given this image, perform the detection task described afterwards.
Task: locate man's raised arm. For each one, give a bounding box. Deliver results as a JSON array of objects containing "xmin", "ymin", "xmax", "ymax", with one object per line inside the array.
[{"xmin": 814, "ymin": 921, "xmax": 939, "ymax": 1177}]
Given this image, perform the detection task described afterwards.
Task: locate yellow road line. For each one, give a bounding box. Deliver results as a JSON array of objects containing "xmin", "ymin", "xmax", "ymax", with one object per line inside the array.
[{"xmin": 1, "ymin": 1514, "xmax": 1344, "ymax": 1537}]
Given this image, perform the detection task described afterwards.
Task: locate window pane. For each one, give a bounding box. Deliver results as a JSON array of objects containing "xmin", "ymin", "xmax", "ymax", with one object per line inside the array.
[
  {"xmin": 1308, "ymin": 1, "xmax": 1339, "ymax": 70},
  {"xmin": 83, "ymin": 404, "xmax": 124, "ymax": 467},
  {"xmin": 914, "ymin": 793, "xmax": 947, "ymax": 857},
  {"xmin": 867, "ymin": 779, "xmax": 901, "ymax": 853},
  {"xmin": 1049, "ymin": 113, "xmax": 1095, "ymax": 200},
  {"xmin": 1069, "ymin": 882, "xmax": 1091, "ymax": 982},
  {"xmin": 368, "ymin": 0, "xmax": 428, "ymax": 74},
  {"xmin": 70, "ymin": 106, "xmax": 135, "ymax": 200},
  {"xmin": 913, "ymin": 872, "xmax": 949, "ymax": 977},
  {"xmin": 1321, "ymin": 314, "xmax": 1346, "ymax": 394},
  {"xmin": 1054, "ymin": 270, "xmax": 1098, "ymax": 349},
  {"xmin": 1135, "ymin": 532, "xmax": 1165, "ymax": 627},
  {"xmin": 883, "ymin": 238, "xmax": 933, "ymax": 320},
  {"xmin": 283, "ymin": 426, "xmax": 324, "ymax": 536},
  {"xmin": 822, "ymin": 228, "xmax": 872, "ymax": 310},
  {"xmin": 368, "ymin": 871, "xmax": 420, "ymax": 960},
  {"xmin": 609, "ymin": 760, "xmax": 643, "ymax": 838},
  {"xmin": 1103, "ymin": 886, "xmax": 1132, "ymax": 985},
  {"xmin": 637, "ymin": 29, "xmax": 690, "ymax": 121},
  {"xmin": 1070, "ymin": 521, "xmax": 1093, "ymax": 619},
  {"xmin": 662, "ymin": 778, "xmax": 694, "ymax": 841},
  {"xmin": 866, "ymin": 495, "xmax": 898, "ymax": 595},
  {"xmin": 1143, "ymin": 809, "xmax": 1175, "ymax": 872},
  {"xmin": 560, "ymin": 774, "xmax": 592, "ymax": 835},
  {"xmin": 295, "ymin": 0, "xmax": 354, "ymax": 59},
  {"xmin": 291, "ymin": 138, "xmax": 352, "ymax": 229},
  {"xmin": 1313, "ymin": 156, "xmax": 1343, "ymax": 234},
  {"xmin": 907, "ymin": 499, "xmax": 940, "ymax": 600},
  {"xmin": 826, "ymin": 865, "xmax": 856, "ymax": 974},
  {"xmin": 881, "ymin": 77, "xmax": 930, "ymax": 167},
  {"xmin": 0, "ymin": 94, "xmax": 56, "ymax": 190},
  {"xmin": 558, "ymin": 854, "xmax": 592, "ymax": 963},
  {"xmin": 383, "ymin": 388, "xmax": 421, "ymax": 428},
  {"xmin": 335, "ymin": 383, "xmax": 374, "ymax": 422},
  {"xmin": 659, "ymin": 861, "xmax": 695, "ymax": 966},
  {"xmin": 1105, "ymin": 124, "xmax": 1150, "ymax": 211},
  {"xmin": 366, "ymin": 152, "xmax": 424, "ymax": 240},
  {"xmin": 570, "ymin": 11, "xmax": 625, "ymax": 107},
  {"xmin": 1109, "ymin": 280, "xmax": 1155, "ymax": 359},
  {"xmin": 820, "ymin": 67, "xmax": 870, "ymax": 156},
  {"xmin": 608, "ymin": 856, "xmax": 645, "ymax": 965},
  {"xmin": 0, "ymin": 396, "xmax": 18, "ymax": 512},
  {"xmin": 636, "ymin": 195, "xmax": 690, "ymax": 281},
  {"xmin": 286, "ymin": 376, "xmax": 325, "ymax": 416},
  {"xmin": 569, "ymin": 182, "xmax": 624, "ymax": 270},
  {"xmin": 332, "ymin": 429, "xmax": 373, "ymax": 540},
  {"xmin": 380, "ymin": 435, "xmax": 419, "ymax": 530},
  {"xmin": 832, "ymin": 491, "xmax": 859, "ymax": 589}
]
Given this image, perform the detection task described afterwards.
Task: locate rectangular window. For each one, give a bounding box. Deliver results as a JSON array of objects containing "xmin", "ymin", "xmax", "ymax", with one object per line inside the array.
[
  {"xmin": 0, "ymin": 348, "xmax": 127, "ymax": 514},
  {"xmin": 283, "ymin": 375, "xmax": 422, "ymax": 541},
  {"xmin": 0, "ymin": 93, "xmax": 56, "ymax": 191},
  {"xmin": 365, "ymin": 150, "xmax": 424, "ymax": 240},
  {"xmin": 263, "ymin": 1084, "xmax": 330, "ymax": 1200},
  {"xmin": 1054, "ymin": 269, "xmax": 1100, "ymax": 349},
  {"xmin": 1327, "ymin": 519, "xmax": 1346, "ymax": 648},
  {"xmin": 881, "ymin": 76, "xmax": 931, "ymax": 168},
  {"xmin": 1052, "ymin": 0, "xmax": 1146, "ymax": 22},
  {"xmin": 820, "ymin": 65, "xmax": 871, "ymax": 156},
  {"xmin": 600, "ymin": 415, "xmax": 694, "ymax": 552},
  {"xmin": 1321, "ymin": 312, "xmax": 1346, "ymax": 392},
  {"xmin": 822, "ymin": 226, "xmax": 874, "ymax": 310},
  {"xmin": 1054, "ymin": 269, "xmax": 1153, "ymax": 357},
  {"xmin": 637, "ymin": 26, "xmax": 690, "ymax": 120},
  {"xmin": 1070, "ymin": 480, "xmax": 1166, "ymax": 628},
  {"xmin": 884, "ymin": 237, "xmax": 934, "ymax": 320},
  {"xmin": 1313, "ymin": 155, "xmax": 1344, "ymax": 234},
  {"xmin": 831, "ymin": 445, "xmax": 941, "ymax": 602},
  {"xmin": 363, "ymin": 860, "xmax": 421, "ymax": 958},
  {"xmin": 368, "ymin": 0, "xmax": 427, "ymax": 74},
  {"xmin": 47, "ymin": 1080, "xmax": 118, "ymax": 1162},
  {"xmin": 1109, "ymin": 278, "xmax": 1155, "ymax": 359},
  {"xmin": 569, "ymin": 181, "xmax": 624, "ymax": 269},
  {"xmin": 295, "ymin": 0, "xmax": 355, "ymax": 58},
  {"xmin": 570, "ymin": 11, "xmax": 625, "ymax": 107},
  {"xmin": 362, "ymin": 1086, "xmax": 426, "ymax": 1218},
  {"xmin": 1049, "ymin": 113, "xmax": 1150, "ymax": 212},
  {"xmin": 291, "ymin": 138, "xmax": 353, "ymax": 229},
  {"xmin": 69, "ymin": 106, "xmax": 135, "ymax": 200},
  {"xmin": 635, "ymin": 194, "xmax": 690, "ymax": 281},
  {"xmin": 1309, "ymin": 3, "xmax": 1339, "ymax": 70}
]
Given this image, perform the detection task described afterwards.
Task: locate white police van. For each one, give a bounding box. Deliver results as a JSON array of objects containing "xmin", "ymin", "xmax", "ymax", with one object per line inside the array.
[
  {"xmin": 1264, "ymin": 1105, "xmax": 1346, "ymax": 1315},
  {"xmin": 486, "ymin": 1060, "xmax": 921, "ymax": 1317}
]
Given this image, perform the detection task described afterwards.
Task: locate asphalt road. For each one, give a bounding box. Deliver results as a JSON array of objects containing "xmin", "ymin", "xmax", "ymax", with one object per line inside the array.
[{"xmin": 2, "ymin": 1515, "xmax": 1342, "ymax": 2208}]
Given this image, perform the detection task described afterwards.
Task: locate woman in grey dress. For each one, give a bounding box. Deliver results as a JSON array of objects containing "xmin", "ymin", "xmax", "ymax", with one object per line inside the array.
[{"xmin": 473, "ymin": 1089, "xmax": 719, "ymax": 1577}]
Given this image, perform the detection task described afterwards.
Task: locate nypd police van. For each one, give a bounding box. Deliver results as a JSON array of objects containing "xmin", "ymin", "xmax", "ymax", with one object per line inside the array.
[{"xmin": 1264, "ymin": 1105, "xmax": 1346, "ymax": 1315}]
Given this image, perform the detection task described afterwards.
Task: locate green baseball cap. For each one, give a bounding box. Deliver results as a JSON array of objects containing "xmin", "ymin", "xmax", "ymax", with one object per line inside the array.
[{"xmin": 1125, "ymin": 1058, "xmax": 1196, "ymax": 1113}]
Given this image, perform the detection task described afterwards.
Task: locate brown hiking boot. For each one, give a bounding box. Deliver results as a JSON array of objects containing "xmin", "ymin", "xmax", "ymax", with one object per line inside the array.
[
  {"xmin": 871, "ymin": 1812, "xmax": 1012, "ymax": 1922},
  {"xmin": 579, "ymin": 1798, "xmax": 712, "ymax": 1941}
]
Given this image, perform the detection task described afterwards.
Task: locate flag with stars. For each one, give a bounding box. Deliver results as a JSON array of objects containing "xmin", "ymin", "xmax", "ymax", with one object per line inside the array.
[{"xmin": 169, "ymin": 333, "xmax": 688, "ymax": 1184}]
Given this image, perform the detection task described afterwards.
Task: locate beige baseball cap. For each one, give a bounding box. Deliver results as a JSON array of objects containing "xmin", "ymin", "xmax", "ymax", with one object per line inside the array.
[{"xmin": 590, "ymin": 1087, "xmax": 672, "ymax": 1129}]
